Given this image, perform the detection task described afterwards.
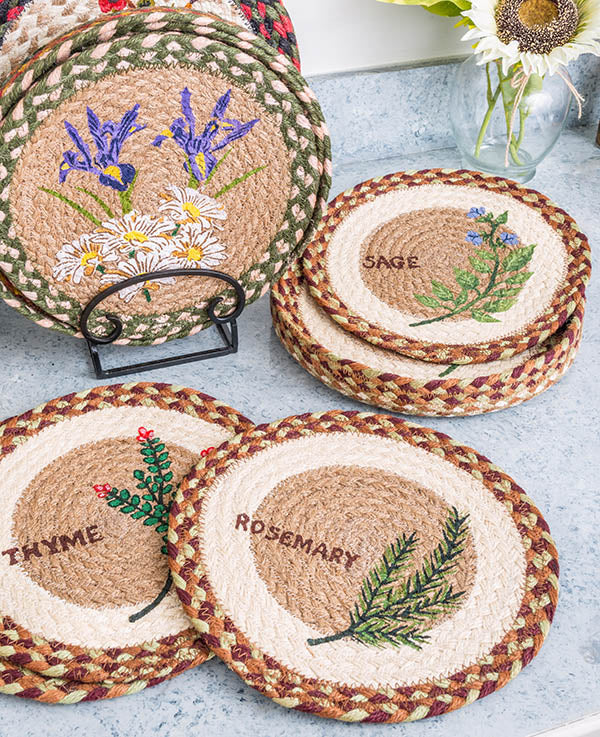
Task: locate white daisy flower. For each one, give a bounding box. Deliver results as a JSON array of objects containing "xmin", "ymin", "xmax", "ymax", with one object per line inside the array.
[
  {"xmin": 462, "ymin": 0, "xmax": 600, "ymax": 75},
  {"xmin": 168, "ymin": 223, "xmax": 229, "ymax": 269},
  {"xmin": 53, "ymin": 233, "xmax": 118, "ymax": 285},
  {"xmin": 158, "ymin": 186, "xmax": 228, "ymax": 229},
  {"xmin": 93, "ymin": 211, "xmax": 176, "ymax": 256},
  {"xmin": 100, "ymin": 250, "xmax": 178, "ymax": 303}
]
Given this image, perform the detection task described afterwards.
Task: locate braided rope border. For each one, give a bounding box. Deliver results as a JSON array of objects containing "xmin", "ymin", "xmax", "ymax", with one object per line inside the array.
[
  {"xmin": 0, "ymin": 382, "xmax": 253, "ymax": 684},
  {"xmin": 168, "ymin": 412, "xmax": 559, "ymax": 723},
  {"xmin": 302, "ymin": 169, "xmax": 591, "ymax": 365},
  {"xmin": 0, "ymin": 10, "xmax": 331, "ymax": 345},
  {"xmin": 271, "ymin": 262, "xmax": 585, "ymax": 417}
]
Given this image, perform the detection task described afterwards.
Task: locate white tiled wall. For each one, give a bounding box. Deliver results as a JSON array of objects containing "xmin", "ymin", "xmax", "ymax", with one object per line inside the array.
[{"xmin": 285, "ymin": 0, "xmax": 466, "ymax": 76}]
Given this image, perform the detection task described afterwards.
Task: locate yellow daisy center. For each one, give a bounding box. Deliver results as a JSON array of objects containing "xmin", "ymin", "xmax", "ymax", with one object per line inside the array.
[
  {"xmin": 182, "ymin": 201, "xmax": 203, "ymax": 219},
  {"xmin": 123, "ymin": 230, "xmax": 149, "ymax": 244},
  {"xmin": 495, "ymin": 0, "xmax": 579, "ymax": 53},
  {"xmin": 80, "ymin": 251, "xmax": 98, "ymax": 266}
]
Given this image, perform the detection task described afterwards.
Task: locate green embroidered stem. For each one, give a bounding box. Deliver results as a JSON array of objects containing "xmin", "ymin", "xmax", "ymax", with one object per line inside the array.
[
  {"xmin": 308, "ymin": 508, "xmax": 470, "ymax": 650},
  {"xmin": 129, "ymin": 573, "xmax": 172, "ymax": 623},
  {"xmin": 118, "ymin": 171, "xmax": 138, "ymax": 214},
  {"xmin": 38, "ymin": 187, "xmax": 102, "ymax": 227},
  {"xmin": 411, "ymin": 210, "xmax": 535, "ymax": 327},
  {"xmin": 143, "ymin": 288, "xmax": 152, "ymax": 303},
  {"xmin": 187, "ymin": 158, "xmax": 200, "ymax": 190},
  {"xmin": 438, "ymin": 364, "xmax": 459, "ymax": 378},
  {"xmin": 205, "ymin": 148, "xmax": 231, "ymax": 185},
  {"xmin": 497, "ymin": 62, "xmax": 524, "ymax": 167},
  {"xmin": 474, "ymin": 63, "xmax": 503, "ymax": 158},
  {"xmin": 74, "ymin": 186, "xmax": 115, "ymax": 219},
  {"xmin": 214, "ymin": 165, "xmax": 266, "ymax": 199}
]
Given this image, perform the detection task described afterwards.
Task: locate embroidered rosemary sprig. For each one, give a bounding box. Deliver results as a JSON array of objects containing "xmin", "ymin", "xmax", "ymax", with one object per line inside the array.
[
  {"xmin": 411, "ymin": 208, "xmax": 535, "ymax": 327},
  {"xmin": 307, "ymin": 507, "xmax": 470, "ymax": 650}
]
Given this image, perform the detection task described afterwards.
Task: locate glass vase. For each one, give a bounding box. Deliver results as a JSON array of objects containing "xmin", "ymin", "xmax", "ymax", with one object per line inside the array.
[{"xmin": 450, "ymin": 55, "xmax": 572, "ymax": 183}]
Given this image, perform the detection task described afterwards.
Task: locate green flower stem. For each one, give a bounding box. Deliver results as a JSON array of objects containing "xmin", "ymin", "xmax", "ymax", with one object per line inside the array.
[
  {"xmin": 74, "ymin": 186, "xmax": 115, "ymax": 219},
  {"xmin": 439, "ymin": 364, "xmax": 459, "ymax": 378},
  {"xmin": 214, "ymin": 165, "xmax": 266, "ymax": 199},
  {"xmin": 119, "ymin": 171, "xmax": 138, "ymax": 214},
  {"xmin": 187, "ymin": 158, "xmax": 200, "ymax": 190},
  {"xmin": 129, "ymin": 573, "xmax": 172, "ymax": 623},
  {"xmin": 38, "ymin": 187, "xmax": 102, "ymax": 227},
  {"xmin": 497, "ymin": 62, "xmax": 524, "ymax": 166},
  {"xmin": 474, "ymin": 64, "xmax": 503, "ymax": 158}
]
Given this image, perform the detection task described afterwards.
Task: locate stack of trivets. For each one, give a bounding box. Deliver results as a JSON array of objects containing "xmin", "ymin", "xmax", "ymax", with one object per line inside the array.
[
  {"xmin": 169, "ymin": 411, "xmax": 559, "ymax": 723},
  {"xmin": 0, "ymin": 9, "xmax": 330, "ymax": 344},
  {"xmin": 0, "ymin": 383, "xmax": 252, "ymax": 703},
  {"xmin": 272, "ymin": 169, "xmax": 590, "ymax": 416}
]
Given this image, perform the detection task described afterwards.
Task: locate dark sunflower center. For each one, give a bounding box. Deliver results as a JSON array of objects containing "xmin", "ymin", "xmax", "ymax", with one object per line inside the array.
[{"xmin": 496, "ymin": 0, "xmax": 580, "ymax": 53}]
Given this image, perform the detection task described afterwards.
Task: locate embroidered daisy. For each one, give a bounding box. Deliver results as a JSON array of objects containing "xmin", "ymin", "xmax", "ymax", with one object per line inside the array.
[
  {"xmin": 100, "ymin": 250, "xmax": 178, "ymax": 303},
  {"xmin": 53, "ymin": 233, "xmax": 117, "ymax": 284},
  {"xmin": 169, "ymin": 223, "xmax": 228, "ymax": 269},
  {"xmin": 93, "ymin": 211, "xmax": 176, "ymax": 256},
  {"xmin": 158, "ymin": 186, "xmax": 228, "ymax": 229},
  {"xmin": 462, "ymin": 0, "xmax": 600, "ymax": 75}
]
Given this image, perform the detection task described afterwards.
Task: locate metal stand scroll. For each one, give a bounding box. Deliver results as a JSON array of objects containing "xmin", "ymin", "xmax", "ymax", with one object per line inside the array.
[{"xmin": 79, "ymin": 269, "xmax": 246, "ymax": 380}]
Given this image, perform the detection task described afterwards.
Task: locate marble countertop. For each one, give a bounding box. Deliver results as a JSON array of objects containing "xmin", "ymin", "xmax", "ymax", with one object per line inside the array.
[{"xmin": 0, "ymin": 115, "xmax": 598, "ymax": 736}]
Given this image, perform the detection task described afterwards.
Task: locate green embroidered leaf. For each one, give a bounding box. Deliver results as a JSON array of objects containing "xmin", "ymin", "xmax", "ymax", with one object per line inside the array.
[
  {"xmin": 476, "ymin": 249, "xmax": 496, "ymax": 261},
  {"xmin": 483, "ymin": 298, "xmax": 518, "ymax": 313},
  {"xmin": 164, "ymin": 471, "xmax": 173, "ymax": 482},
  {"xmin": 108, "ymin": 499, "xmax": 122, "ymax": 508},
  {"xmin": 156, "ymin": 523, "xmax": 168, "ymax": 534},
  {"xmin": 136, "ymin": 483, "xmax": 146, "ymax": 490},
  {"xmin": 502, "ymin": 244, "xmax": 535, "ymax": 272},
  {"xmin": 119, "ymin": 489, "xmax": 130, "ymax": 501},
  {"xmin": 143, "ymin": 518, "xmax": 162, "ymax": 527},
  {"xmin": 151, "ymin": 482, "xmax": 159, "ymax": 493},
  {"xmin": 147, "ymin": 464, "xmax": 159, "ymax": 473},
  {"xmin": 120, "ymin": 505, "xmax": 135, "ymax": 514},
  {"xmin": 160, "ymin": 462, "xmax": 172, "ymax": 470},
  {"xmin": 471, "ymin": 309, "xmax": 501, "ymax": 323},
  {"xmin": 505, "ymin": 271, "xmax": 533, "ymax": 285},
  {"xmin": 490, "ymin": 287, "xmax": 522, "ymax": 299},
  {"xmin": 158, "ymin": 452, "xmax": 169, "ymax": 462},
  {"xmin": 131, "ymin": 511, "xmax": 146, "ymax": 520},
  {"xmin": 142, "ymin": 502, "xmax": 152, "ymax": 514},
  {"xmin": 141, "ymin": 448, "xmax": 154, "ymax": 456},
  {"xmin": 133, "ymin": 470, "xmax": 145, "ymax": 481},
  {"xmin": 469, "ymin": 255, "xmax": 492, "ymax": 273},
  {"xmin": 454, "ymin": 290, "xmax": 468, "ymax": 307},
  {"xmin": 454, "ymin": 267, "xmax": 480, "ymax": 291},
  {"xmin": 414, "ymin": 295, "xmax": 441, "ymax": 309},
  {"xmin": 163, "ymin": 484, "xmax": 173, "ymax": 495},
  {"xmin": 154, "ymin": 504, "xmax": 166, "ymax": 515},
  {"xmin": 495, "ymin": 211, "xmax": 509, "ymax": 224},
  {"xmin": 154, "ymin": 443, "xmax": 165, "ymax": 452},
  {"xmin": 130, "ymin": 495, "xmax": 140, "ymax": 506},
  {"xmin": 142, "ymin": 494, "xmax": 153, "ymax": 501},
  {"xmin": 430, "ymin": 280, "xmax": 454, "ymax": 301}
]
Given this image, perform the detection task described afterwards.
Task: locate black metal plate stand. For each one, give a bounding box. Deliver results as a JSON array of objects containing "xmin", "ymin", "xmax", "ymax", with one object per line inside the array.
[{"xmin": 79, "ymin": 269, "xmax": 246, "ymax": 380}]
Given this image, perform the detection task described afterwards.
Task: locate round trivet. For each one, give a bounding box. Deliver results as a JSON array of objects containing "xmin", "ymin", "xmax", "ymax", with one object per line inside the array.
[
  {"xmin": 0, "ymin": 383, "xmax": 252, "ymax": 685},
  {"xmin": 0, "ymin": 0, "xmax": 300, "ymax": 86},
  {"xmin": 169, "ymin": 412, "xmax": 559, "ymax": 723},
  {"xmin": 302, "ymin": 169, "xmax": 590, "ymax": 365},
  {"xmin": 271, "ymin": 263, "xmax": 585, "ymax": 416},
  {"xmin": 0, "ymin": 10, "xmax": 330, "ymax": 345}
]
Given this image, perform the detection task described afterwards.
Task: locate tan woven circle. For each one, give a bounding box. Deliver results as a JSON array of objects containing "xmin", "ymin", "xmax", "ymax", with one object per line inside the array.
[
  {"xmin": 0, "ymin": 383, "xmax": 252, "ymax": 684},
  {"xmin": 302, "ymin": 169, "xmax": 590, "ymax": 364},
  {"xmin": 271, "ymin": 262, "xmax": 585, "ymax": 416},
  {"xmin": 169, "ymin": 413, "xmax": 559, "ymax": 723}
]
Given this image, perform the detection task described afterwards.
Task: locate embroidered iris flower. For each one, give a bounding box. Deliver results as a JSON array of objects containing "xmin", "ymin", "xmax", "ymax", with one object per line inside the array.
[
  {"xmin": 59, "ymin": 105, "xmax": 146, "ymax": 192},
  {"xmin": 152, "ymin": 88, "xmax": 258, "ymax": 185},
  {"xmin": 466, "ymin": 230, "xmax": 484, "ymax": 245}
]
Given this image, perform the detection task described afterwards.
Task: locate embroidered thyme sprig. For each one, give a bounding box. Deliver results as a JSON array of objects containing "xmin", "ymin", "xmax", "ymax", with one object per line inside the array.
[
  {"xmin": 307, "ymin": 507, "xmax": 470, "ymax": 650},
  {"xmin": 411, "ymin": 207, "xmax": 535, "ymax": 327}
]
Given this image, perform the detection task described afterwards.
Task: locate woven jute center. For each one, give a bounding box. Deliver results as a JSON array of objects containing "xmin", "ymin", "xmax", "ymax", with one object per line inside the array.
[
  {"xmin": 359, "ymin": 208, "xmax": 518, "ymax": 321},
  {"xmin": 251, "ymin": 465, "xmax": 476, "ymax": 635},
  {"xmin": 12, "ymin": 438, "xmax": 195, "ymax": 608}
]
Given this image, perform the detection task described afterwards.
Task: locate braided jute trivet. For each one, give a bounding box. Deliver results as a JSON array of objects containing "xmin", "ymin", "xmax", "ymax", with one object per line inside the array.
[
  {"xmin": 271, "ymin": 262, "xmax": 585, "ymax": 417},
  {"xmin": 0, "ymin": 0, "xmax": 300, "ymax": 86},
  {"xmin": 0, "ymin": 657, "xmax": 182, "ymax": 703},
  {"xmin": 0, "ymin": 383, "xmax": 252, "ymax": 688},
  {"xmin": 0, "ymin": 10, "xmax": 330, "ymax": 345},
  {"xmin": 169, "ymin": 412, "xmax": 559, "ymax": 723},
  {"xmin": 302, "ymin": 169, "xmax": 591, "ymax": 365}
]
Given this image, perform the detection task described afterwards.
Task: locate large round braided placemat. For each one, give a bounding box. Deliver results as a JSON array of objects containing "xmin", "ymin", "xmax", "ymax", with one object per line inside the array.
[
  {"xmin": 271, "ymin": 262, "xmax": 585, "ymax": 416},
  {"xmin": 0, "ymin": 0, "xmax": 300, "ymax": 85},
  {"xmin": 302, "ymin": 169, "xmax": 590, "ymax": 365},
  {"xmin": 0, "ymin": 383, "xmax": 252, "ymax": 685},
  {"xmin": 169, "ymin": 412, "xmax": 559, "ymax": 723},
  {"xmin": 0, "ymin": 10, "xmax": 330, "ymax": 345}
]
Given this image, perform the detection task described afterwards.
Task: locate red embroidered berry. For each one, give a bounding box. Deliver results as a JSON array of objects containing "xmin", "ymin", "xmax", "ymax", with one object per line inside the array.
[
  {"xmin": 98, "ymin": 0, "xmax": 127, "ymax": 12},
  {"xmin": 200, "ymin": 447, "xmax": 215, "ymax": 458},
  {"xmin": 93, "ymin": 483, "xmax": 112, "ymax": 499},
  {"xmin": 6, "ymin": 6, "xmax": 24, "ymax": 20},
  {"xmin": 137, "ymin": 427, "xmax": 154, "ymax": 442}
]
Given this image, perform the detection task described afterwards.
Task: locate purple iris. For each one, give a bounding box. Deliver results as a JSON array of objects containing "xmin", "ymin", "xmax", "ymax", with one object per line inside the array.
[
  {"xmin": 152, "ymin": 88, "xmax": 259, "ymax": 183},
  {"xmin": 467, "ymin": 207, "xmax": 486, "ymax": 219},
  {"xmin": 59, "ymin": 105, "xmax": 145, "ymax": 191},
  {"xmin": 466, "ymin": 230, "xmax": 484, "ymax": 246},
  {"xmin": 500, "ymin": 232, "xmax": 519, "ymax": 246}
]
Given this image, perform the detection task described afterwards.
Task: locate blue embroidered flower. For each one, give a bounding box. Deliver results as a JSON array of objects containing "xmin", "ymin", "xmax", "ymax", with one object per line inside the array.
[
  {"xmin": 152, "ymin": 88, "xmax": 258, "ymax": 184},
  {"xmin": 467, "ymin": 207, "xmax": 486, "ymax": 219},
  {"xmin": 59, "ymin": 105, "xmax": 146, "ymax": 191},
  {"xmin": 466, "ymin": 230, "xmax": 484, "ymax": 246},
  {"xmin": 500, "ymin": 232, "xmax": 519, "ymax": 246}
]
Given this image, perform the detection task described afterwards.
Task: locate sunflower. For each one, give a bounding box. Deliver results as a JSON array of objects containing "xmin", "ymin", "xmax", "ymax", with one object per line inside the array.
[{"xmin": 462, "ymin": 0, "xmax": 600, "ymax": 75}]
